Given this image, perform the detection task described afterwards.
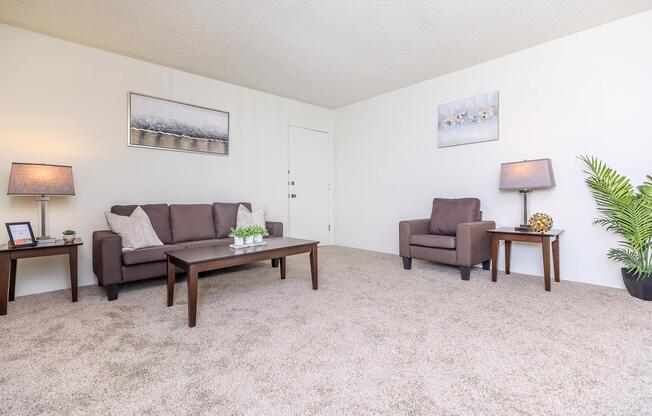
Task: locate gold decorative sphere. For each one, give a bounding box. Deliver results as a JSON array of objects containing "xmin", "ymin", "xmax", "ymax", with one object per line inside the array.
[{"xmin": 528, "ymin": 213, "xmax": 553, "ymax": 233}]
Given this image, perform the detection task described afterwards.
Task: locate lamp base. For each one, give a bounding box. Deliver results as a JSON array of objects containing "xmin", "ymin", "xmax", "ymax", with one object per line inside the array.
[
  {"xmin": 37, "ymin": 236, "xmax": 56, "ymax": 244},
  {"xmin": 514, "ymin": 225, "xmax": 533, "ymax": 232}
]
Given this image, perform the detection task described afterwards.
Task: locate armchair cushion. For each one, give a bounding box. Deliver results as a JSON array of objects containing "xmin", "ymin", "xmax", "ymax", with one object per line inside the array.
[
  {"xmin": 429, "ymin": 198, "xmax": 481, "ymax": 236},
  {"xmin": 409, "ymin": 234, "xmax": 456, "ymax": 249}
]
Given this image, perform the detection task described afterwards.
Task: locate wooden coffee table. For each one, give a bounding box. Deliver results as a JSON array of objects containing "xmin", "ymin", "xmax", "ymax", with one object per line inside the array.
[{"xmin": 166, "ymin": 237, "xmax": 319, "ymax": 327}]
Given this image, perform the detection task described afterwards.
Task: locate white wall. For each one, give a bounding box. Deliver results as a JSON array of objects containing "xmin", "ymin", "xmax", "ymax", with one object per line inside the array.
[
  {"xmin": 0, "ymin": 24, "xmax": 332, "ymax": 297},
  {"xmin": 333, "ymin": 10, "xmax": 652, "ymax": 288}
]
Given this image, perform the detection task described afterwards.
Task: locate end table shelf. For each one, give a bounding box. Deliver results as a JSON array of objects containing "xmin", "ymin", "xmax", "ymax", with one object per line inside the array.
[
  {"xmin": 487, "ymin": 228, "xmax": 563, "ymax": 291},
  {"xmin": 0, "ymin": 239, "xmax": 83, "ymax": 316}
]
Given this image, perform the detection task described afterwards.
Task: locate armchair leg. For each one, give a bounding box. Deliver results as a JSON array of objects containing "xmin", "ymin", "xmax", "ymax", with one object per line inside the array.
[
  {"xmin": 106, "ymin": 284, "xmax": 119, "ymax": 301},
  {"xmin": 460, "ymin": 266, "xmax": 471, "ymax": 281},
  {"xmin": 482, "ymin": 260, "xmax": 491, "ymax": 271},
  {"xmin": 402, "ymin": 257, "xmax": 412, "ymax": 270},
  {"xmin": 271, "ymin": 258, "xmax": 279, "ymax": 268}
]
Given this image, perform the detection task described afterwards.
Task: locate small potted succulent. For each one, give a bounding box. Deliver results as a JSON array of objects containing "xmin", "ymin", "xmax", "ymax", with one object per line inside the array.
[
  {"xmin": 251, "ymin": 225, "xmax": 269, "ymax": 243},
  {"xmin": 228, "ymin": 227, "xmax": 248, "ymax": 246},
  {"xmin": 62, "ymin": 229, "xmax": 76, "ymax": 243},
  {"xmin": 244, "ymin": 226, "xmax": 255, "ymax": 245}
]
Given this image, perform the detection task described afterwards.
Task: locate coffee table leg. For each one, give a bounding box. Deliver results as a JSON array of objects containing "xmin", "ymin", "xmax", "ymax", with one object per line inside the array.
[
  {"xmin": 542, "ymin": 237, "xmax": 552, "ymax": 292},
  {"xmin": 280, "ymin": 257, "xmax": 286, "ymax": 279},
  {"xmin": 491, "ymin": 235, "xmax": 499, "ymax": 283},
  {"xmin": 69, "ymin": 246, "xmax": 78, "ymax": 302},
  {"xmin": 187, "ymin": 266, "xmax": 198, "ymax": 327},
  {"xmin": 310, "ymin": 244, "xmax": 318, "ymax": 290},
  {"xmin": 9, "ymin": 259, "xmax": 17, "ymax": 302},
  {"xmin": 167, "ymin": 258, "xmax": 175, "ymax": 307},
  {"xmin": 0, "ymin": 253, "xmax": 9, "ymax": 315}
]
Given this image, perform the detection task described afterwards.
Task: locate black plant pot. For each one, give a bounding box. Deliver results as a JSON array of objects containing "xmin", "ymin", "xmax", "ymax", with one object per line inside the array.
[{"xmin": 621, "ymin": 268, "xmax": 652, "ymax": 301}]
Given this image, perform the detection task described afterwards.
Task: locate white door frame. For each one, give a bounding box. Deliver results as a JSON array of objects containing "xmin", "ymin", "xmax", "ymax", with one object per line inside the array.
[{"xmin": 287, "ymin": 125, "xmax": 332, "ymax": 245}]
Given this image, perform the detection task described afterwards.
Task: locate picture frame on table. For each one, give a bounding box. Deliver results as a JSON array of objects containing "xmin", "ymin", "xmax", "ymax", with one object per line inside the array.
[{"xmin": 5, "ymin": 222, "xmax": 37, "ymax": 248}]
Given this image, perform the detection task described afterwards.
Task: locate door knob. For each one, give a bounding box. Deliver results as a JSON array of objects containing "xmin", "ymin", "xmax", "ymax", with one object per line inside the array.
[{"xmin": 290, "ymin": 194, "xmax": 297, "ymax": 198}]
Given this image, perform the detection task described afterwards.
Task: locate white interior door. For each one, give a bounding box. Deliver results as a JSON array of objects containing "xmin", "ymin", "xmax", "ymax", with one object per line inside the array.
[{"xmin": 288, "ymin": 126, "xmax": 330, "ymax": 245}]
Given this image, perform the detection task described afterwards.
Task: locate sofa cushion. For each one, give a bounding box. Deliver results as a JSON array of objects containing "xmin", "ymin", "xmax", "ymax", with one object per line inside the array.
[
  {"xmin": 429, "ymin": 198, "xmax": 481, "ymax": 236},
  {"xmin": 106, "ymin": 206, "xmax": 163, "ymax": 251},
  {"xmin": 170, "ymin": 204, "xmax": 216, "ymax": 243},
  {"xmin": 181, "ymin": 238, "xmax": 232, "ymax": 249},
  {"xmin": 111, "ymin": 204, "xmax": 172, "ymax": 244},
  {"xmin": 236, "ymin": 204, "xmax": 266, "ymax": 228},
  {"xmin": 409, "ymin": 234, "xmax": 456, "ymax": 250},
  {"xmin": 122, "ymin": 244, "xmax": 182, "ymax": 265},
  {"xmin": 213, "ymin": 202, "xmax": 252, "ymax": 238}
]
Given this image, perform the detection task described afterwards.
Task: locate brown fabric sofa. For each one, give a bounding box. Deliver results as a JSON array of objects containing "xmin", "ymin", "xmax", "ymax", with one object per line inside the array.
[
  {"xmin": 92, "ymin": 202, "xmax": 283, "ymax": 301},
  {"xmin": 399, "ymin": 198, "xmax": 495, "ymax": 280}
]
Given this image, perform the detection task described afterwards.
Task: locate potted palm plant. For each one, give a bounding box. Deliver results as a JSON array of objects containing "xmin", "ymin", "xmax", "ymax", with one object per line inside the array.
[{"xmin": 580, "ymin": 155, "xmax": 652, "ymax": 300}]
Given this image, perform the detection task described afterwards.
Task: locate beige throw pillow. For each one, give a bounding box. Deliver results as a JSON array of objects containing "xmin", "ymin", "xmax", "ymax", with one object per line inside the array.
[
  {"xmin": 236, "ymin": 204, "xmax": 266, "ymax": 228},
  {"xmin": 105, "ymin": 206, "xmax": 163, "ymax": 251}
]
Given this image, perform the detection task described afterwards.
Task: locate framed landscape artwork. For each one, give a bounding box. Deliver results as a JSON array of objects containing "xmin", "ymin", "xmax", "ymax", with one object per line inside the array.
[
  {"xmin": 437, "ymin": 91, "xmax": 499, "ymax": 148},
  {"xmin": 128, "ymin": 93, "xmax": 230, "ymax": 156}
]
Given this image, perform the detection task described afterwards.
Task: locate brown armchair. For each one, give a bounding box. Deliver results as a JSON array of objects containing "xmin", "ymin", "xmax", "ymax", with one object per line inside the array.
[{"xmin": 399, "ymin": 198, "xmax": 495, "ymax": 280}]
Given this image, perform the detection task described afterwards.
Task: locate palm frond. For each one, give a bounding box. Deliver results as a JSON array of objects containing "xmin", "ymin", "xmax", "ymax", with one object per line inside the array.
[{"xmin": 579, "ymin": 155, "xmax": 652, "ymax": 279}]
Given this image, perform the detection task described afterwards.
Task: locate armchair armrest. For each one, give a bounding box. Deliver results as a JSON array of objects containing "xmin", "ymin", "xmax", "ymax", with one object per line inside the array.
[
  {"xmin": 92, "ymin": 230, "xmax": 123, "ymax": 286},
  {"xmin": 456, "ymin": 221, "xmax": 496, "ymax": 267},
  {"xmin": 398, "ymin": 219, "xmax": 430, "ymax": 257},
  {"xmin": 266, "ymin": 221, "xmax": 283, "ymax": 237}
]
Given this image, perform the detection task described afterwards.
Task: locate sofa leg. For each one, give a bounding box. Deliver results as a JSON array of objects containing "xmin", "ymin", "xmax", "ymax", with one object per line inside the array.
[
  {"xmin": 402, "ymin": 257, "xmax": 412, "ymax": 270},
  {"xmin": 460, "ymin": 266, "xmax": 471, "ymax": 281},
  {"xmin": 482, "ymin": 260, "xmax": 491, "ymax": 271},
  {"xmin": 106, "ymin": 284, "xmax": 119, "ymax": 301},
  {"xmin": 271, "ymin": 258, "xmax": 279, "ymax": 268}
]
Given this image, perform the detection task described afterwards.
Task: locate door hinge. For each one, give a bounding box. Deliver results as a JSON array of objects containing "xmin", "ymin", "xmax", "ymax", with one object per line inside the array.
[{"xmin": 328, "ymin": 224, "xmax": 331, "ymax": 231}]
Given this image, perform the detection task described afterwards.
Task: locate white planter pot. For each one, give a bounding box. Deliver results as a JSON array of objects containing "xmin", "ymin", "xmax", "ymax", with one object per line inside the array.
[
  {"xmin": 63, "ymin": 234, "xmax": 76, "ymax": 243},
  {"xmin": 245, "ymin": 235, "xmax": 255, "ymax": 245},
  {"xmin": 254, "ymin": 234, "xmax": 263, "ymax": 243},
  {"xmin": 233, "ymin": 236, "xmax": 244, "ymax": 246}
]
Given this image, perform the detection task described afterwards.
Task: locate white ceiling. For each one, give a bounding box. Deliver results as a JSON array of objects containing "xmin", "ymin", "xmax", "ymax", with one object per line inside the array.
[{"xmin": 1, "ymin": 0, "xmax": 651, "ymax": 108}]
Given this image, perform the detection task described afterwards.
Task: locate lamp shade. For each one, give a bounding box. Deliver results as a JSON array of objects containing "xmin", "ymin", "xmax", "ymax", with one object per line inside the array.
[
  {"xmin": 7, "ymin": 163, "xmax": 75, "ymax": 196},
  {"xmin": 499, "ymin": 159, "xmax": 555, "ymax": 190}
]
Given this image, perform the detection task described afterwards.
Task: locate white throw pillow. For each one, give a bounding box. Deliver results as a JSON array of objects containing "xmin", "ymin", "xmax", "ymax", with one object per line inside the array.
[
  {"xmin": 105, "ymin": 206, "xmax": 163, "ymax": 251},
  {"xmin": 236, "ymin": 204, "xmax": 266, "ymax": 228}
]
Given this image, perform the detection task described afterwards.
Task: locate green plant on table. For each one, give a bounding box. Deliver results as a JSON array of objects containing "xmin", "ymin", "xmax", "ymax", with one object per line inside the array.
[
  {"xmin": 250, "ymin": 225, "xmax": 269, "ymax": 236},
  {"xmin": 63, "ymin": 229, "xmax": 76, "ymax": 235},
  {"xmin": 228, "ymin": 227, "xmax": 249, "ymax": 239},
  {"xmin": 579, "ymin": 155, "xmax": 652, "ymax": 280}
]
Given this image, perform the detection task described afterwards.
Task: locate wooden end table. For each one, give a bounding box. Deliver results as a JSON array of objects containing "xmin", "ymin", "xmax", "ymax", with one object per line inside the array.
[
  {"xmin": 0, "ymin": 239, "xmax": 83, "ymax": 315},
  {"xmin": 487, "ymin": 228, "xmax": 563, "ymax": 291},
  {"xmin": 166, "ymin": 237, "xmax": 319, "ymax": 327}
]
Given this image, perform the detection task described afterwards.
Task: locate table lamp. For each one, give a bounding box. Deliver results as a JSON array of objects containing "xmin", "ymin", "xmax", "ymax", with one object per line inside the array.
[
  {"xmin": 7, "ymin": 163, "xmax": 75, "ymax": 242},
  {"xmin": 499, "ymin": 159, "xmax": 555, "ymax": 232}
]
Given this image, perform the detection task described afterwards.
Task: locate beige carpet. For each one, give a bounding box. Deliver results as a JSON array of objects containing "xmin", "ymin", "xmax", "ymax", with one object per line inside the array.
[{"xmin": 0, "ymin": 246, "xmax": 650, "ymax": 415}]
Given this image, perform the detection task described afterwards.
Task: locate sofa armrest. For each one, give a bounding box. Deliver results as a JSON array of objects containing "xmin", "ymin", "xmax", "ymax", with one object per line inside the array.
[
  {"xmin": 398, "ymin": 219, "xmax": 430, "ymax": 257},
  {"xmin": 92, "ymin": 230, "xmax": 123, "ymax": 286},
  {"xmin": 456, "ymin": 221, "xmax": 496, "ymax": 267},
  {"xmin": 266, "ymin": 221, "xmax": 283, "ymax": 237}
]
